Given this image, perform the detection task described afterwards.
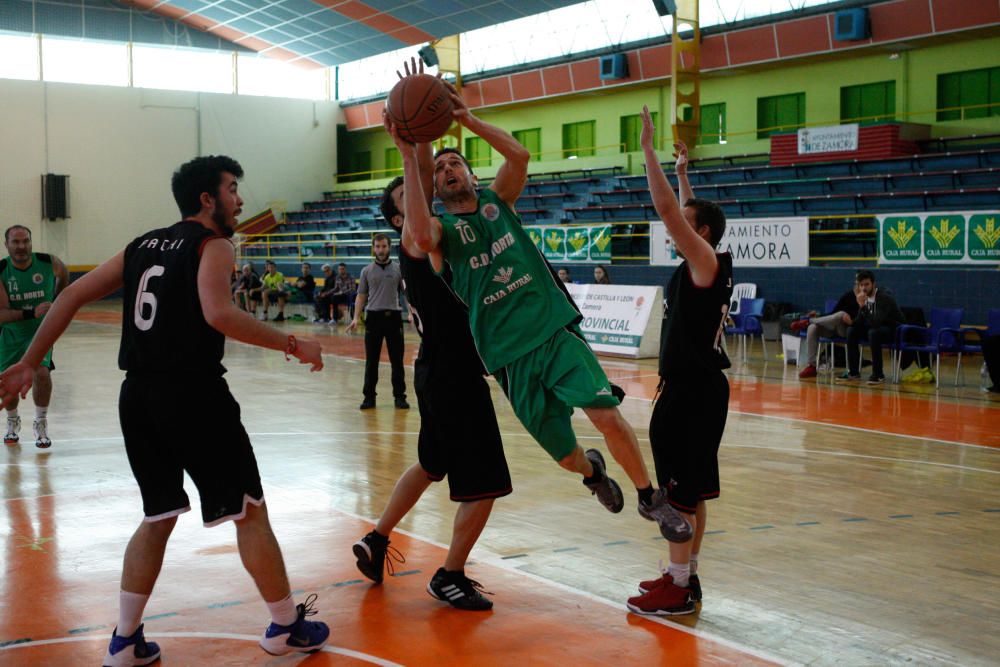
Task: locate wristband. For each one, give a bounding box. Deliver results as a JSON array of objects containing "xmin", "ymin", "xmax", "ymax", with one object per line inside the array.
[
  {"xmin": 22, "ymin": 307, "xmax": 35, "ymax": 320},
  {"xmin": 284, "ymin": 335, "xmax": 298, "ymax": 360}
]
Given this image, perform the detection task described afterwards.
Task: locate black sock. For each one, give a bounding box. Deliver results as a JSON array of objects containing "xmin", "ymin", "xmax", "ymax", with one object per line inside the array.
[
  {"xmin": 583, "ymin": 465, "xmax": 604, "ymax": 484},
  {"xmin": 637, "ymin": 485, "xmax": 655, "ymax": 507}
]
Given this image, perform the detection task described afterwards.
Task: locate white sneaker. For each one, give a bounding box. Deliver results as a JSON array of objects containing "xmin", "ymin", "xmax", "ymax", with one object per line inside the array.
[
  {"xmin": 4, "ymin": 416, "xmax": 20, "ymax": 445},
  {"xmin": 33, "ymin": 417, "xmax": 51, "ymax": 449}
]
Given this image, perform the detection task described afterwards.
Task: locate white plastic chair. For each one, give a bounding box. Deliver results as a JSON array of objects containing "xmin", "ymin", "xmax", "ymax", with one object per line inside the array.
[{"xmin": 730, "ymin": 283, "xmax": 757, "ymax": 316}]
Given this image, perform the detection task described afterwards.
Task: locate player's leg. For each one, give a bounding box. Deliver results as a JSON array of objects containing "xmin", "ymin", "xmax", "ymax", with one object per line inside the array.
[
  {"xmin": 3, "ymin": 392, "xmax": 20, "ymax": 445},
  {"xmin": 583, "ymin": 406, "xmax": 650, "ymax": 489},
  {"xmin": 32, "ymin": 364, "xmax": 53, "ymax": 448},
  {"xmin": 2, "ymin": 340, "xmax": 23, "ymax": 445}
]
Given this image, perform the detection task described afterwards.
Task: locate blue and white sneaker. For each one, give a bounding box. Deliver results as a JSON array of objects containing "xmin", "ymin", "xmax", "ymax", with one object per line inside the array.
[
  {"xmin": 102, "ymin": 624, "xmax": 161, "ymax": 667},
  {"xmin": 259, "ymin": 594, "xmax": 330, "ymax": 656}
]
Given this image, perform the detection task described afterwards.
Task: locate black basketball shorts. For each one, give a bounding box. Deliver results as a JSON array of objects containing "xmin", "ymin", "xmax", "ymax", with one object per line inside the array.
[
  {"xmin": 119, "ymin": 374, "xmax": 264, "ymax": 526},
  {"xmin": 414, "ymin": 359, "xmax": 512, "ymax": 502},
  {"xmin": 648, "ymin": 371, "xmax": 730, "ymax": 514}
]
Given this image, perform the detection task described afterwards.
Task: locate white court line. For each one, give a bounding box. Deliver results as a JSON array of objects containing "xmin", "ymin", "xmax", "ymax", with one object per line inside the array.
[
  {"xmin": 331, "ymin": 505, "xmax": 792, "ymax": 667},
  {"xmin": 0, "ymin": 632, "xmax": 402, "ymax": 665},
  {"xmin": 723, "ymin": 443, "xmax": 1000, "ymax": 476},
  {"xmin": 623, "ymin": 395, "xmax": 1000, "ymax": 451}
]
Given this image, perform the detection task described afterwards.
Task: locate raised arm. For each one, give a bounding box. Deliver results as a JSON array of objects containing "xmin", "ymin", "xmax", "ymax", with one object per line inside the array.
[
  {"xmin": 0, "ymin": 251, "xmax": 126, "ymax": 404},
  {"xmin": 385, "ymin": 116, "xmax": 443, "ymax": 261},
  {"xmin": 673, "ymin": 141, "xmax": 694, "ymax": 205},
  {"xmin": 640, "ymin": 106, "xmax": 717, "ymax": 286},
  {"xmin": 443, "ymin": 81, "xmax": 529, "ymax": 208}
]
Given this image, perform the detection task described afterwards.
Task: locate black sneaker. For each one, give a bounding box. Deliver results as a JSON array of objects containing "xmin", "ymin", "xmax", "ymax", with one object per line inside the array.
[
  {"xmin": 427, "ymin": 568, "xmax": 494, "ymax": 611},
  {"xmin": 394, "ymin": 398, "xmax": 410, "ymax": 409},
  {"xmin": 359, "ymin": 398, "xmax": 376, "ymax": 410},
  {"xmin": 866, "ymin": 374, "xmax": 885, "ymax": 385},
  {"xmin": 583, "ymin": 449, "xmax": 624, "ymax": 513},
  {"xmin": 352, "ymin": 530, "xmax": 404, "ymax": 584},
  {"xmin": 637, "ymin": 488, "xmax": 693, "ymax": 542},
  {"xmin": 274, "ymin": 313, "xmax": 285, "ymax": 322}
]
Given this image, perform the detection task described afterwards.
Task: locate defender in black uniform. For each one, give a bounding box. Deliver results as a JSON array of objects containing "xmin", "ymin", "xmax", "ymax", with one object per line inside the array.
[
  {"xmin": 352, "ymin": 147, "xmax": 511, "ymax": 611},
  {"xmin": 626, "ymin": 111, "xmax": 733, "ymax": 617},
  {"xmin": 0, "ymin": 156, "xmax": 330, "ymax": 665}
]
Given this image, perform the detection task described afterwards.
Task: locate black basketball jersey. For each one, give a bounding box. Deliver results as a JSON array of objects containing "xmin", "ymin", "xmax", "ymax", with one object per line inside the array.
[
  {"xmin": 119, "ymin": 220, "xmax": 226, "ymax": 375},
  {"xmin": 659, "ymin": 253, "xmax": 734, "ymax": 378},
  {"xmin": 398, "ymin": 247, "xmax": 484, "ymax": 374}
]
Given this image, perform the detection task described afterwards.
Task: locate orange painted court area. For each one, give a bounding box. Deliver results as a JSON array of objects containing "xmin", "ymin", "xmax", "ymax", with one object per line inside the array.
[{"xmin": 1, "ymin": 487, "xmax": 773, "ymax": 666}]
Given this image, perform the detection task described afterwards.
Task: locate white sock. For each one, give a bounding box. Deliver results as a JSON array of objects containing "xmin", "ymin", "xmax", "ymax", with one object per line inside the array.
[
  {"xmin": 36, "ymin": 406, "xmax": 48, "ymax": 420},
  {"xmin": 118, "ymin": 590, "xmax": 150, "ymax": 637},
  {"xmin": 690, "ymin": 552, "xmax": 699, "ymax": 575},
  {"xmin": 668, "ymin": 561, "xmax": 690, "ymax": 588},
  {"xmin": 7, "ymin": 409, "xmax": 18, "ymax": 420},
  {"xmin": 267, "ymin": 595, "xmax": 298, "ymax": 627}
]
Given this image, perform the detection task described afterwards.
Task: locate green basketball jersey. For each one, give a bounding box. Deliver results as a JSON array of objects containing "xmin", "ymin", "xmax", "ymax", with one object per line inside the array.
[
  {"xmin": 438, "ymin": 189, "xmax": 580, "ymax": 373},
  {"xmin": 1, "ymin": 253, "xmax": 58, "ymax": 341}
]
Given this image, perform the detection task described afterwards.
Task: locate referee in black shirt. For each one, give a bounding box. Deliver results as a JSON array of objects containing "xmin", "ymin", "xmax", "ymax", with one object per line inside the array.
[{"xmin": 347, "ymin": 234, "xmax": 408, "ymax": 409}]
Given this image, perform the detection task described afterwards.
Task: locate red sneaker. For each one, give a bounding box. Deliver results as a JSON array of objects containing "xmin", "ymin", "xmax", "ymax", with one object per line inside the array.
[
  {"xmin": 638, "ymin": 572, "xmax": 667, "ymax": 595},
  {"xmin": 790, "ymin": 319, "xmax": 810, "ymax": 332},
  {"xmin": 798, "ymin": 364, "xmax": 817, "ymax": 379},
  {"xmin": 627, "ymin": 576, "xmax": 695, "ymax": 616}
]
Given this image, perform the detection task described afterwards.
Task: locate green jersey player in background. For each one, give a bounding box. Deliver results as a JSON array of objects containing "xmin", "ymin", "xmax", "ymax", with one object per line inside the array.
[{"xmin": 0, "ymin": 225, "xmax": 68, "ymax": 448}]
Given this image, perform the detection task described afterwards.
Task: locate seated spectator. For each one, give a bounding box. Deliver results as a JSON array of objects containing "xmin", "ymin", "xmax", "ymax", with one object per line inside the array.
[
  {"xmin": 557, "ymin": 267, "xmax": 571, "ymax": 283},
  {"xmin": 261, "ymin": 260, "xmax": 289, "ymax": 322},
  {"xmin": 234, "ymin": 263, "xmax": 262, "ymax": 315},
  {"xmin": 330, "ymin": 263, "xmax": 354, "ymax": 323},
  {"xmin": 314, "ymin": 264, "xmax": 335, "ymax": 323},
  {"xmin": 794, "ymin": 280, "xmax": 862, "ymax": 379},
  {"xmin": 840, "ymin": 269, "xmax": 904, "ymax": 384},
  {"xmin": 594, "ymin": 264, "xmax": 611, "ymax": 285},
  {"xmin": 296, "ymin": 262, "xmax": 316, "ymax": 304}
]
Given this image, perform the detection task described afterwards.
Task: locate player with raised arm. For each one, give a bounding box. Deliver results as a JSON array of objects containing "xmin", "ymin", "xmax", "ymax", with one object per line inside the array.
[{"xmin": 626, "ymin": 108, "xmax": 733, "ymax": 616}]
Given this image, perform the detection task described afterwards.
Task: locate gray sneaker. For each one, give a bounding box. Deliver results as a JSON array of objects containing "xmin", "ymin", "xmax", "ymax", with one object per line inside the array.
[
  {"xmin": 583, "ymin": 449, "xmax": 624, "ymax": 513},
  {"xmin": 638, "ymin": 488, "xmax": 693, "ymax": 543}
]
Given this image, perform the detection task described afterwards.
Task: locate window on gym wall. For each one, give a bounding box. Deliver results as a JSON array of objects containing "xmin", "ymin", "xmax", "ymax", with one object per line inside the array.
[
  {"xmin": 133, "ymin": 44, "xmax": 232, "ymax": 94},
  {"xmin": 757, "ymin": 92, "xmax": 805, "ymax": 139},
  {"xmin": 384, "ymin": 148, "xmax": 403, "ymax": 177},
  {"xmin": 937, "ymin": 67, "xmax": 1000, "ymax": 121},
  {"xmin": 699, "ymin": 103, "xmax": 727, "ymax": 144},
  {"xmin": 465, "ymin": 136, "xmax": 492, "ymax": 168},
  {"xmin": 841, "ymin": 81, "xmax": 895, "ymax": 123},
  {"xmin": 237, "ymin": 53, "xmax": 328, "ymax": 100},
  {"xmin": 562, "ymin": 120, "xmax": 596, "ymax": 158},
  {"xmin": 41, "ymin": 37, "xmax": 128, "ymax": 87},
  {"xmin": 513, "ymin": 128, "xmax": 542, "ymax": 161},
  {"xmin": 0, "ymin": 32, "xmax": 39, "ymax": 81},
  {"xmin": 620, "ymin": 112, "xmax": 657, "ymax": 152}
]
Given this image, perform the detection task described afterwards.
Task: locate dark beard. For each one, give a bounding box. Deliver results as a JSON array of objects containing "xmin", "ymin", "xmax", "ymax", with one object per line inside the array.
[{"xmin": 212, "ymin": 207, "xmax": 235, "ymax": 238}]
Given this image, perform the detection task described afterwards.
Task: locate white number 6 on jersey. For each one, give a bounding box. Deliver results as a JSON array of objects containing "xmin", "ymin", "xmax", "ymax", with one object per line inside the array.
[{"xmin": 134, "ymin": 265, "xmax": 165, "ymax": 331}]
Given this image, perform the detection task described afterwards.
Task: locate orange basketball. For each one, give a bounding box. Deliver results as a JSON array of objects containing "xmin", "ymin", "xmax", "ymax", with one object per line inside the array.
[{"xmin": 386, "ymin": 74, "xmax": 454, "ymax": 144}]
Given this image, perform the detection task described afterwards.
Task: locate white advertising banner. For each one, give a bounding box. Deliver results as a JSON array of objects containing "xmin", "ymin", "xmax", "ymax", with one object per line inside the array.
[
  {"xmin": 650, "ymin": 217, "xmax": 809, "ymax": 267},
  {"xmin": 797, "ymin": 123, "xmax": 859, "ymax": 154},
  {"xmin": 565, "ymin": 283, "xmax": 663, "ymax": 359}
]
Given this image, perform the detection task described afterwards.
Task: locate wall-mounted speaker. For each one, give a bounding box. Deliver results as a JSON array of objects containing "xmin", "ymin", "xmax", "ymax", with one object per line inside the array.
[
  {"xmin": 41, "ymin": 174, "xmax": 70, "ymax": 220},
  {"xmin": 599, "ymin": 53, "xmax": 629, "ymax": 80},
  {"xmin": 834, "ymin": 8, "xmax": 870, "ymax": 41}
]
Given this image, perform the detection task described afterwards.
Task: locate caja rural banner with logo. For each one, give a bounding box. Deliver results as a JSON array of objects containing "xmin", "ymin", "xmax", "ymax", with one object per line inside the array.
[
  {"xmin": 565, "ymin": 283, "xmax": 663, "ymax": 359},
  {"xmin": 879, "ymin": 212, "xmax": 1000, "ymax": 264},
  {"xmin": 650, "ymin": 217, "xmax": 809, "ymax": 267},
  {"xmin": 524, "ymin": 224, "xmax": 612, "ymax": 263}
]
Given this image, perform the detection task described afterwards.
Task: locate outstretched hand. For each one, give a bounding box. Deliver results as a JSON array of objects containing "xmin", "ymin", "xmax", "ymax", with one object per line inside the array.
[
  {"xmin": 0, "ymin": 362, "xmax": 34, "ymax": 408},
  {"xmin": 673, "ymin": 141, "xmax": 689, "ymax": 174},
  {"xmin": 396, "ymin": 56, "xmax": 424, "ymax": 79},
  {"xmin": 640, "ymin": 105, "xmax": 656, "ymax": 151}
]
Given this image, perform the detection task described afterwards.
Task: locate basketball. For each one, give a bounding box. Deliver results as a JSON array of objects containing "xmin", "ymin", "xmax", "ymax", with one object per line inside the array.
[{"xmin": 386, "ymin": 74, "xmax": 454, "ymax": 143}]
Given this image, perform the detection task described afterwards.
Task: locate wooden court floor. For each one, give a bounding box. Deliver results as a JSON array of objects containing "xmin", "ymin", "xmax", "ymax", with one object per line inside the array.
[{"xmin": 2, "ymin": 303, "xmax": 999, "ymax": 666}]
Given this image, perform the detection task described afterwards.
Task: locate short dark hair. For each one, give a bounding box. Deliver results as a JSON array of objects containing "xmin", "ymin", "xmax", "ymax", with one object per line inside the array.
[
  {"xmin": 338, "ymin": 263, "xmax": 346, "ymax": 268},
  {"xmin": 372, "ymin": 233, "xmax": 391, "ymax": 246},
  {"xmin": 856, "ymin": 269, "xmax": 876, "ymax": 283},
  {"xmin": 301, "ymin": 262, "xmax": 311, "ymax": 268},
  {"xmin": 380, "ymin": 176, "xmax": 404, "ymax": 229},
  {"xmin": 685, "ymin": 198, "xmax": 727, "ymax": 248},
  {"xmin": 4, "ymin": 225, "xmax": 31, "ymax": 242},
  {"xmin": 433, "ymin": 147, "xmax": 474, "ymax": 174},
  {"xmin": 171, "ymin": 155, "xmax": 244, "ymax": 218}
]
